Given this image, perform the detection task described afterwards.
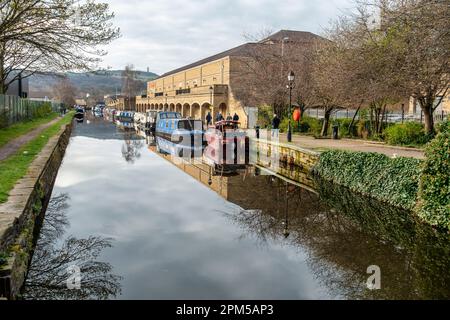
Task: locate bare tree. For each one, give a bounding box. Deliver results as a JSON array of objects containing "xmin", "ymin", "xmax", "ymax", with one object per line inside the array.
[
  {"xmin": 0, "ymin": 0, "xmax": 121, "ymax": 94},
  {"xmin": 232, "ymin": 31, "xmax": 324, "ymax": 119},
  {"xmin": 53, "ymin": 77, "xmax": 78, "ymax": 107},
  {"xmin": 121, "ymin": 64, "xmax": 141, "ymax": 99},
  {"xmin": 380, "ymin": 0, "xmax": 450, "ymax": 134}
]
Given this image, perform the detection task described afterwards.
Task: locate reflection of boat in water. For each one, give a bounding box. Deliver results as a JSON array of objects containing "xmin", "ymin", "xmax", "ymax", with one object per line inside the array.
[
  {"xmin": 116, "ymin": 111, "xmax": 134, "ymax": 123},
  {"xmin": 155, "ymin": 112, "xmax": 204, "ymax": 157},
  {"xmin": 204, "ymin": 120, "xmax": 249, "ymax": 174},
  {"xmin": 116, "ymin": 121, "xmax": 134, "ymax": 129},
  {"xmin": 134, "ymin": 110, "xmax": 158, "ymax": 135},
  {"xmin": 74, "ymin": 107, "xmax": 85, "ymax": 122}
]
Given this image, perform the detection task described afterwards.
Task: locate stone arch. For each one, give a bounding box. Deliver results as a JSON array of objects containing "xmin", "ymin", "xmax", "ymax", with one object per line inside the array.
[
  {"xmin": 176, "ymin": 103, "xmax": 182, "ymax": 114},
  {"xmin": 182, "ymin": 103, "xmax": 190, "ymax": 118},
  {"xmin": 216, "ymin": 102, "xmax": 227, "ymax": 120},
  {"xmin": 159, "ymin": 103, "xmax": 164, "ymax": 111},
  {"xmin": 191, "ymin": 103, "xmax": 201, "ymax": 120},
  {"xmin": 169, "ymin": 103, "xmax": 175, "ymax": 112},
  {"xmin": 201, "ymin": 102, "xmax": 212, "ymax": 124}
]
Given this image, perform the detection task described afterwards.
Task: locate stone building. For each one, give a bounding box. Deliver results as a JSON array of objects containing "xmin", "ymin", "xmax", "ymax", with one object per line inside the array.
[
  {"xmin": 105, "ymin": 95, "xmax": 136, "ymax": 111},
  {"xmin": 136, "ymin": 30, "xmax": 322, "ymax": 128}
]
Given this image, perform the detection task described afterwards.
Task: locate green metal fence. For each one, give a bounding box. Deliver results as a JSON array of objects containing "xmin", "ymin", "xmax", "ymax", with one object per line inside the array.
[{"xmin": 0, "ymin": 94, "xmax": 62, "ymax": 128}]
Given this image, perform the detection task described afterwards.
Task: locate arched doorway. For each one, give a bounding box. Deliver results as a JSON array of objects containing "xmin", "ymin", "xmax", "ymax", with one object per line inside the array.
[
  {"xmin": 201, "ymin": 103, "xmax": 212, "ymax": 124},
  {"xmin": 176, "ymin": 103, "xmax": 182, "ymax": 114},
  {"xmin": 216, "ymin": 103, "xmax": 227, "ymax": 121},
  {"xmin": 191, "ymin": 103, "xmax": 201, "ymax": 119},
  {"xmin": 182, "ymin": 103, "xmax": 191, "ymax": 118}
]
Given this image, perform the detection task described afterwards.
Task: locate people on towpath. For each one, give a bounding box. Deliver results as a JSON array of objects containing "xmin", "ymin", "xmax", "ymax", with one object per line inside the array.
[
  {"xmin": 206, "ymin": 112, "xmax": 212, "ymax": 126},
  {"xmin": 272, "ymin": 114, "xmax": 281, "ymax": 138}
]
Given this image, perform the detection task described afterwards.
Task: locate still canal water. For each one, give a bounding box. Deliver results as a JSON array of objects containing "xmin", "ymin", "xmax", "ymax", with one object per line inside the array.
[{"xmin": 24, "ymin": 115, "xmax": 450, "ymax": 300}]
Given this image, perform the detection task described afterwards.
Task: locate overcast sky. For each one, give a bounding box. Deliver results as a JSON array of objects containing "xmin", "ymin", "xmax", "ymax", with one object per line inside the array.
[{"xmin": 100, "ymin": 0, "xmax": 355, "ymax": 75}]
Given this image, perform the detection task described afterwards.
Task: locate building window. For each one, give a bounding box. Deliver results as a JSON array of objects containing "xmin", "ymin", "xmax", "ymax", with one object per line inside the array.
[
  {"xmin": 155, "ymin": 92, "xmax": 164, "ymax": 97},
  {"xmin": 176, "ymin": 88, "xmax": 191, "ymax": 95}
]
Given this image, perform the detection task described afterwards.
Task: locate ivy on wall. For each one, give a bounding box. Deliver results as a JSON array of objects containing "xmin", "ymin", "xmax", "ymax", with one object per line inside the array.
[
  {"xmin": 314, "ymin": 150, "xmax": 422, "ymax": 211},
  {"xmin": 417, "ymin": 121, "xmax": 450, "ymax": 230}
]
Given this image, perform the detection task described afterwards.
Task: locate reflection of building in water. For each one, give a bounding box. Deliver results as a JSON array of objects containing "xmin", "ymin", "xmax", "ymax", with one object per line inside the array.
[{"xmin": 150, "ymin": 146, "xmax": 450, "ymax": 300}]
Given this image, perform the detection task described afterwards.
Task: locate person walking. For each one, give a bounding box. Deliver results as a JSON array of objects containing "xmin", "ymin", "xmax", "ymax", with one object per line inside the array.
[
  {"xmin": 272, "ymin": 114, "xmax": 281, "ymax": 138},
  {"xmin": 206, "ymin": 112, "xmax": 212, "ymax": 126}
]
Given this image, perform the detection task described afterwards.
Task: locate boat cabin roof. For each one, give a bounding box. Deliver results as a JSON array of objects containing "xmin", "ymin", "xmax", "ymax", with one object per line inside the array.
[
  {"xmin": 214, "ymin": 120, "xmax": 240, "ymax": 131},
  {"xmin": 158, "ymin": 112, "xmax": 182, "ymax": 119}
]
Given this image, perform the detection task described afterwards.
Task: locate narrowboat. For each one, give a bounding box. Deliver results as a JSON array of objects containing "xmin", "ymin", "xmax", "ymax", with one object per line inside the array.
[
  {"xmin": 74, "ymin": 107, "xmax": 85, "ymax": 122},
  {"xmin": 155, "ymin": 112, "xmax": 204, "ymax": 158},
  {"xmin": 204, "ymin": 120, "xmax": 249, "ymax": 174}
]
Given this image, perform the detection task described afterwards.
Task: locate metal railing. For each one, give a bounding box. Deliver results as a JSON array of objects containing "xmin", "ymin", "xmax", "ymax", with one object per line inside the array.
[{"xmin": 0, "ymin": 94, "xmax": 62, "ymax": 128}]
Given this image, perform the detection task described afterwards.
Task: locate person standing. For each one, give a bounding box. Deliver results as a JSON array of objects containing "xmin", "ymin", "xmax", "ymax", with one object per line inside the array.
[
  {"xmin": 272, "ymin": 114, "xmax": 281, "ymax": 138},
  {"xmin": 232, "ymin": 113, "xmax": 240, "ymax": 128},
  {"xmin": 226, "ymin": 113, "xmax": 232, "ymax": 121},
  {"xmin": 216, "ymin": 112, "xmax": 224, "ymax": 122},
  {"xmin": 206, "ymin": 112, "xmax": 212, "ymax": 126}
]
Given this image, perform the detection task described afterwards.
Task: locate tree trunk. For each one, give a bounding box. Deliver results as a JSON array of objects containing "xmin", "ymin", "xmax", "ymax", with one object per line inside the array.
[
  {"xmin": 422, "ymin": 105, "xmax": 434, "ymax": 135},
  {"xmin": 0, "ymin": 48, "xmax": 4, "ymax": 95},
  {"xmin": 321, "ymin": 109, "xmax": 331, "ymax": 137}
]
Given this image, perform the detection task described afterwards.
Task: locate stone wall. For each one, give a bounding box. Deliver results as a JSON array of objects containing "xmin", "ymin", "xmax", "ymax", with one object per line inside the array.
[
  {"xmin": 253, "ymin": 139, "xmax": 320, "ymax": 171},
  {"xmin": 0, "ymin": 121, "xmax": 72, "ymax": 300}
]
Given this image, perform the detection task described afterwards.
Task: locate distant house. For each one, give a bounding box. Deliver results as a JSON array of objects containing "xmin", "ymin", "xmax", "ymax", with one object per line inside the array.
[
  {"xmin": 75, "ymin": 99, "xmax": 87, "ymax": 107},
  {"xmin": 5, "ymin": 75, "xmax": 29, "ymax": 98},
  {"xmin": 105, "ymin": 95, "xmax": 136, "ymax": 111}
]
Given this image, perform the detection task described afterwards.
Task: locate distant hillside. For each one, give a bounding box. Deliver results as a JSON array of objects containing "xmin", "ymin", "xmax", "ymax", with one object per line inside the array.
[{"xmin": 29, "ymin": 70, "xmax": 158, "ymax": 99}]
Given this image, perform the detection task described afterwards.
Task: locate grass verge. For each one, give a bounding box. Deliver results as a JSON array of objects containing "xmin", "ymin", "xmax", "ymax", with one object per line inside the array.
[
  {"xmin": 0, "ymin": 113, "xmax": 59, "ymax": 149},
  {"xmin": 0, "ymin": 113, "xmax": 73, "ymax": 204}
]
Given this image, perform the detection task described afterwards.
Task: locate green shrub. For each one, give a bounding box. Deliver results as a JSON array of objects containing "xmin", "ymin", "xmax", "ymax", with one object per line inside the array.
[
  {"xmin": 333, "ymin": 118, "xmax": 361, "ymax": 138},
  {"xmin": 32, "ymin": 102, "xmax": 52, "ymax": 118},
  {"xmin": 384, "ymin": 122, "xmax": 431, "ymax": 146},
  {"xmin": 279, "ymin": 116, "xmax": 322, "ymax": 135},
  {"xmin": 417, "ymin": 120, "xmax": 450, "ymax": 230},
  {"xmin": 314, "ymin": 150, "xmax": 422, "ymax": 210},
  {"xmin": 257, "ymin": 105, "xmax": 273, "ymax": 128}
]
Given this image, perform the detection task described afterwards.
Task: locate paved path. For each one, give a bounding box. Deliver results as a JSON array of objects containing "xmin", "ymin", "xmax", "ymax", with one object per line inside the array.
[
  {"xmin": 278, "ymin": 133, "xmax": 425, "ymax": 159},
  {"xmin": 0, "ymin": 117, "xmax": 61, "ymax": 162}
]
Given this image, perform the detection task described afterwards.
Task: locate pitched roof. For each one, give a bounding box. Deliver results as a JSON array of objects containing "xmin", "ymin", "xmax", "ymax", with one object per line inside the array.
[
  {"xmin": 259, "ymin": 30, "xmax": 322, "ymax": 43},
  {"xmin": 156, "ymin": 30, "xmax": 321, "ymax": 79},
  {"xmin": 157, "ymin": 43, "xmax": 255, "ymax": 79}
]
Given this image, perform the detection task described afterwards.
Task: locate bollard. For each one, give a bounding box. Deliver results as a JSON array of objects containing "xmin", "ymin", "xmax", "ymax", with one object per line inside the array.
[{"xmin": 332, "ymin": 125, "xmax": 339, "ymax": 140}]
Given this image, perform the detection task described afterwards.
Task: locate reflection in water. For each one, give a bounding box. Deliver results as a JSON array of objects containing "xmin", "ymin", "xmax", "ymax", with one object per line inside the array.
[
  {"xmin": 223, "ymin": 173, "xmax": 450, "ymax": 300},
  {"xmin": 121, "ymin": 128, "xmax": 144, "ymax": 163},
  {"xmin": 24, "ymin": 194, "xmax": 122, "ymax": 300},
  {"xmin": 153, "ymin": 142, "xmax": 450, "ymax": 300},
  {"xmin": 26, "ymin": 117, "xmax": 450, "ymax": 300}
]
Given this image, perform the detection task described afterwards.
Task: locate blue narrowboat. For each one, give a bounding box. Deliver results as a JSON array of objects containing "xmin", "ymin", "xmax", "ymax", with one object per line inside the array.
[{"xmin": 155, "ymin": 112, "xmax": 204, "ymax": 157}]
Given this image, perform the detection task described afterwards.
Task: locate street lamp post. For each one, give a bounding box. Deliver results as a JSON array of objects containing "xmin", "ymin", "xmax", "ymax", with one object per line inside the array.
[{"xmin": 287, "ymin": 71, "xmax": 295, "ymax": 143}]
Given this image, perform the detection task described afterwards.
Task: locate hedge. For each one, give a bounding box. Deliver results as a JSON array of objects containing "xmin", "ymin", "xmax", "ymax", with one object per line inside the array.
[
  {"xmin": 417, "ymin": 120, "xmax": 450, "ymax": 230},
  {"xmin": 384, "ymin": 122, "xmax": 432, "ymax": 147},
  {"xmin": 314, "ymin": 150, "xmax": 422, "ymax": 210}
]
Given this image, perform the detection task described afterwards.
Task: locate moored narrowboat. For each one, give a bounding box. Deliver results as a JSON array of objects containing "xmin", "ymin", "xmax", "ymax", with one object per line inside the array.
[{"xmin": 155, "ymin": 112, "xmax": 204, "ymax": 158}]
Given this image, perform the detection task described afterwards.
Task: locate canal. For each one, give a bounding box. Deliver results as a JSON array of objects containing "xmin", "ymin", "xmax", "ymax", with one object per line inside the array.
[{"xmin": 23, "ymin": 115, "xmax": 450, "ymax": 300}]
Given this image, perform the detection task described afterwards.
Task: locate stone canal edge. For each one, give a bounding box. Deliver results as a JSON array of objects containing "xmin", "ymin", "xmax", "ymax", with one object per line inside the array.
[{"xmin": 0, "ymin": 121, "xmax": 73, "ymax": 300}]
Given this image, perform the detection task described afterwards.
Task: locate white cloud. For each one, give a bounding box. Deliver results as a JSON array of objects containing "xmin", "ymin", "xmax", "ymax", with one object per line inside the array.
[{"xmin": 100, "ymin": 0, "xmax": 355, "ymax": 74}]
